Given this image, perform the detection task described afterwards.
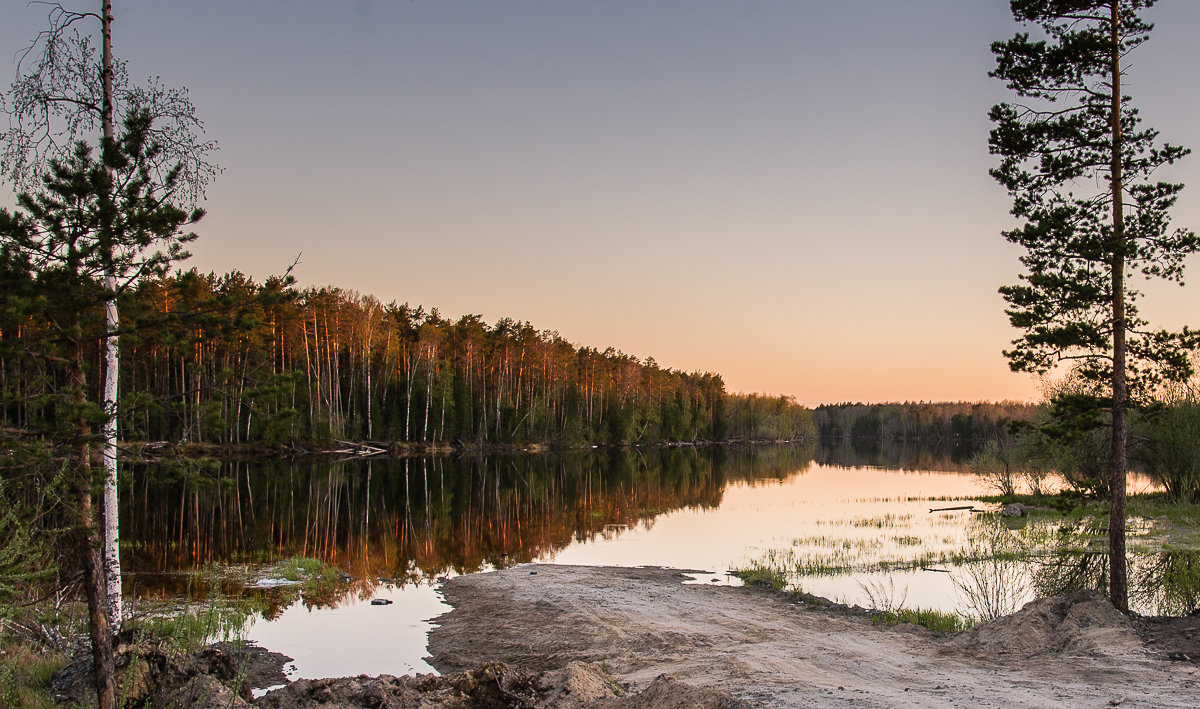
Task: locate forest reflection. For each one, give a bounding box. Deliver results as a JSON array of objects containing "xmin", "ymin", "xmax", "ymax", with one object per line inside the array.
[
  {"xmin": 814, "ymin": 438, "xmax": 977, "ymax": 472},
  {"xmin": 122, "ymin": 444, "xmax": 816, "ymax": 598}
]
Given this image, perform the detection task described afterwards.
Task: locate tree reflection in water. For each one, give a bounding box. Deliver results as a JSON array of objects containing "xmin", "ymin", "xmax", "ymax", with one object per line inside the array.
[
  {"xmin": 953, "ymin": 516, "xmax": 1200, "ymax": 618},
  {"xmin": 121, "ymin": 445, "xmax": 815, "ymax": 607}
]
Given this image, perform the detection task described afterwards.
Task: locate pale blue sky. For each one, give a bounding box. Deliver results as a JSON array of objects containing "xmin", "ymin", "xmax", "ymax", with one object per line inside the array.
[{"xmin": 4, "ymin": 1, "xmax": 1199, "ymax": 404}]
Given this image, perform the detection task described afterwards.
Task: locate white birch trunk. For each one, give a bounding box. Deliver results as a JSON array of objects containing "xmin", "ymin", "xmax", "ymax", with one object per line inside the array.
[
  {"xmin": 100, "ymin": 0, "xmax": 122, "ymax": 628},
  {"xmin": 102, "ymin": 278, "xmax": 121, "ymax": 625}
]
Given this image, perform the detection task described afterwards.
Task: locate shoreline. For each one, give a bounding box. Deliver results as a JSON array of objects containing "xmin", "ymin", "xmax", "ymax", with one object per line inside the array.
[
  {"xmin": 115, "ymin": 436, "xmax": 816, "ymax": 461},
  {"xmin": 49, "ymin": 562, "xmax": 1200, "ymax": 707},
  {"xmin": 427, "ymin": 563, "xmax": 1200, "ymax": 707}
]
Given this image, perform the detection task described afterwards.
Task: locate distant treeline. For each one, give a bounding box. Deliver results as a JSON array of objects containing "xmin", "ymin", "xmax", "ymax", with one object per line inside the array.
[
  {"xmin": 1, "ymin": 270, "xmax": 816, "ymax": 447},
  {"xmin": 814, "ymin": 401, "xmax": 1041, "ymax": 442}
]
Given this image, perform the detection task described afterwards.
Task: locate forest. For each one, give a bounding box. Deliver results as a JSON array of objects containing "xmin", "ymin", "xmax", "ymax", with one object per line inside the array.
[
  {"xmin": 813, "ymin": 401, "xmax": 1043, "ymax": 442},
  {"xmin": 0, "ymin": 269, "xmax": 818, "ymax": 448}
]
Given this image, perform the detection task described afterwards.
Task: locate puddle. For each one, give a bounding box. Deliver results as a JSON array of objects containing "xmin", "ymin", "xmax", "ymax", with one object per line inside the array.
[
  {"xmin": 242, "ymin": 582, "xmax": 450, "ymax": 679},
  {"xmin": 679, "ymin": 571, "xmax": 745, "ymax": 586}
]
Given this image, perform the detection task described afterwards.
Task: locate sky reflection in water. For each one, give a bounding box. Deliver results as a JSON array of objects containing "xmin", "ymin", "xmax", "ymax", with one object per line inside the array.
[{"xmin": 243, "ymin": 455, "xmax": 993, "ymax": 679}]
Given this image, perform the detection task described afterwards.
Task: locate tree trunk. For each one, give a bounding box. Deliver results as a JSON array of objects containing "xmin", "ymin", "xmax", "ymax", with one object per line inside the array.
[
  {"xmin": 79, "ymin": 494, "xmax": 117, "ymax": 709},
  {"xmin": 70, "ymin": 328, "xmax": 117, "ymax": 709},
  {"xmin": 99, "ymin": 0, "xmax": 122, "ymax": 630},
  {"xmin": 424, "ymin": 363, "xmax": 432, "ymax": 443},
  {"xmin": 1108, "ymin": 0, "xmax": 1129, "ymax": 613}
]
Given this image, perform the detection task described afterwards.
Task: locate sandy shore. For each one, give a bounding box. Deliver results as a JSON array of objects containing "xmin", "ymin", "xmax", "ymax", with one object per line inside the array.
[{"xmin": 428, "ymin": 564, "xmax": 1200, "ymax": 708}]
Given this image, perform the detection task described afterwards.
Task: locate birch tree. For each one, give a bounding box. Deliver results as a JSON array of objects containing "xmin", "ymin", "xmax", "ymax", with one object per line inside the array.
[
  {"xmin": 0, "ymin": 112, "xmax": 201, "ymax": 709},
  {"xmin": 1, "ymin": 1, "xmax": 217, "ymax": 628}
]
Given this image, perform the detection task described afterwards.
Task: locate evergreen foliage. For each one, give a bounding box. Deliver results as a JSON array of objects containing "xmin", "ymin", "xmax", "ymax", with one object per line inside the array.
[{"xmin": 990, "ymin": 0, "xmax": 1198, "ymax": 610}]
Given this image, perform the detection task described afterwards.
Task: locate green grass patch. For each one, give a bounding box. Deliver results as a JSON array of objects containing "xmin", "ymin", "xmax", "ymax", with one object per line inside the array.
[
  {"xmin": 278, "ymin": 556, "xmax": 324, "ymax": 581},
  {"xmin": 135, "ymin": 600, "xmax": 261, "ymax": 652},
  {"xmin": 872, "ymin": 607, "xmax": 972, "ymax": 633},
  {"xmin": 0, "ymin": 644, "xmax": 73, "ymax": 709},
  {"xmin": 731, "ymin": 562, "xmax": 789, "ymax": 591}
]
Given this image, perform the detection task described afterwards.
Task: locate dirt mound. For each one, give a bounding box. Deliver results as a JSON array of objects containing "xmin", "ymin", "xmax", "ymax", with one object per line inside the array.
[
  {"xmin": 51, "ymin": 632, "xmax": 260, "ymax": 708},
  {"xmin": 256, "ymin": 663, "xmax": 520, "ymax": 708},
  {"xmin": 55, "ymin": 639, "xmax": 741, "ymax": 709},
  {"xmin": 950, "ymin": 589, "xmax": 1136, "ymax": 658},
  {"xmin": 590, "ymin": 674, "xmax": 748, "ymax": 708},
  {"xmin": 258, "ymin": 661, "xmax": 746, "ymax": 708}
]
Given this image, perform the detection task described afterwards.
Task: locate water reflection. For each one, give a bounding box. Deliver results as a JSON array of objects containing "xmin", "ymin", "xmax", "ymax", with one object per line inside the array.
[
  {"xmin": 948, "ymin": 516, "xmax": 1200, "ymax": 619},
  {"xmin": 815, "ymin": 438, "xmax": 978, "ymax": 471},
  {"xmin": 122, "ymin": 445, "xmax": 816, "ymax": 600},
  {"xmin": 121, "ymin": 443, "xmax": 1200, "ymax": 679}
]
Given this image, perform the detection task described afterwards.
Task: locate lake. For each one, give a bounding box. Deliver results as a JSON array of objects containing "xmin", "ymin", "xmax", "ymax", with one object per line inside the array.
[{"xmin": 119, "ymin": 441, "xmax": 1187, "ymax": 681}]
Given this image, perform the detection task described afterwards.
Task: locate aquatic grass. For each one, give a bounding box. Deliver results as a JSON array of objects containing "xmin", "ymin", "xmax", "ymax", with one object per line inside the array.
[
  {"xmin": 791, "ymin": 536, "xmax": 884, "ymax": 552},
  {"xmin": 746, "ymin": 487, "xmax": 1200, "ymax": 619},
  {"xmin": 731, "ymin": 561, "xmax": 790, "ymax": 591},
  {"xmin": 137, "ymin": 603, "xmax": 259, "ymax": 651},
  {"xmin": 132, "ymin": 556, "xmax": 345, "ymax": 651},
  {"xmin": 279, "ymin": 556, "xmax": 325, "ymax": 581},
  {"xmin": 852, "ymin": 495, "xmax": 977, "ymax": 503},
  {"xmin": 850, "ymin": 513, "xmax": 913, "ymax": 529},
  {"xmin": 132, "ymin": 564, "xmax": 267, "ymax": 651}
]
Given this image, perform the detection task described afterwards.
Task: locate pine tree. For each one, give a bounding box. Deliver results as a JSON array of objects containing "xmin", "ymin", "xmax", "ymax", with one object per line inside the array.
[
  {"xmin": 0, "ymin": 112, "xmax": 201, "ymax": 709},
  {"xmin": 990, "ymin": 0, "xmax": 1199, "ymax": 610}
]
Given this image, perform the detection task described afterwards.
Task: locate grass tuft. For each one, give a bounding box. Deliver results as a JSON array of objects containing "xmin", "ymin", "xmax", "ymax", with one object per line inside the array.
[
  {"xmin": 872, "ymin": 607, "xmax": 972, "ymax": 633},
  {"xmin": 731, "ymin": 562, "xmax": 789, "ymax": 591},
  {"xmin": 0, "ymin": 644, "xmax": 71, "ymax": 709}
]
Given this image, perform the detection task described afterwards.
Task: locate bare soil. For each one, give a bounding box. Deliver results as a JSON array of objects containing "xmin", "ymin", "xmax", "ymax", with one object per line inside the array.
[{"xmin": 429, "ymin": 564, "xmax": 1200, "ymax": 708}]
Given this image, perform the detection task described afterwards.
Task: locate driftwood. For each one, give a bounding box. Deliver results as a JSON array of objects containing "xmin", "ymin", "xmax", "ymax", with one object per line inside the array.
[
  {"xmin": 929, "ymin": 505, "xmax": 977, "ymax": 513},
  {"xmin": 328, "ymin": 440, "xmax": 388, "ymax": 459}
]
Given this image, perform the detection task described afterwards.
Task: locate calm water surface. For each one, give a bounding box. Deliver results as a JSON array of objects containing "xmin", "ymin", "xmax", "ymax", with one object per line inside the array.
[{"xmin": 121, "ymin": 443, "xmax": 1176, "ymax": 680}]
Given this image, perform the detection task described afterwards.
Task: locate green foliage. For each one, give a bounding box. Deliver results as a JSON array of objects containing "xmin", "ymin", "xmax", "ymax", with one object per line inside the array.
[
  {"xmin": 814, "ymin": 401, "xmax": 1041, "ymax": 441},
  {"xmin": 132, "ymin": 564, "xmax": 263, "ymax": 652},
  {"xmin": 968, "ymin": 439, "xmax": 1020, "ymax": 497},
  {"xmin": 0, "ymin": 441, "xmax": 83, "ymax": 657},
  {"xmin": 5, "ymin": 270, "xmax": 818, "ymax": 448},
  {"xmin": 278, "ymin": 556, "xmax": 324, "ymax": 581},
  {"xmin": 991, "ymin": 2, "xmax": 1197, "ymax": 609},
  {"xmin": 0, "ymin": 480, "xmax": 58, "ymax": 611},
  {"xmin": 1139, "ymin": 401, "xmax": 1200, "ymax": 502}
]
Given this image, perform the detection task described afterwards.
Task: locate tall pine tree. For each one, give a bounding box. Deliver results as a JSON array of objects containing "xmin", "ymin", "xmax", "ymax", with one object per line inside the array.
[{"xmin": 990, "ymin": 0, "xmax": 1198, "ymax": 610}]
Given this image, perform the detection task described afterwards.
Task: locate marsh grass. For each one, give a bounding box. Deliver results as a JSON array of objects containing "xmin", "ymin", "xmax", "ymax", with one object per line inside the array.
[
  {"xmin": 731, "ymin": 561, "xmax": 789, "ymax": 591},
  {"xmin": 850, "ymin": 513, "xmax": 912, "ymax": 528},
  {"xmin": 739, "ymin": 491, "xmax": 1200, "ymax": 620},
  {"xmin": 131, "ymin": 564, "xmax": 265, "ymax": 652},
  {"xmin": 130, "ymin": 556, "xmax": 343, "ymax": 652}
]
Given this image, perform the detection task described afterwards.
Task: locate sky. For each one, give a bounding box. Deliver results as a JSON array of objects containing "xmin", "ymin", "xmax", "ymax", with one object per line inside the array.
[{"xmin": 3, "ymin": 1, "xmax": 1200, "ymax": 406}]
